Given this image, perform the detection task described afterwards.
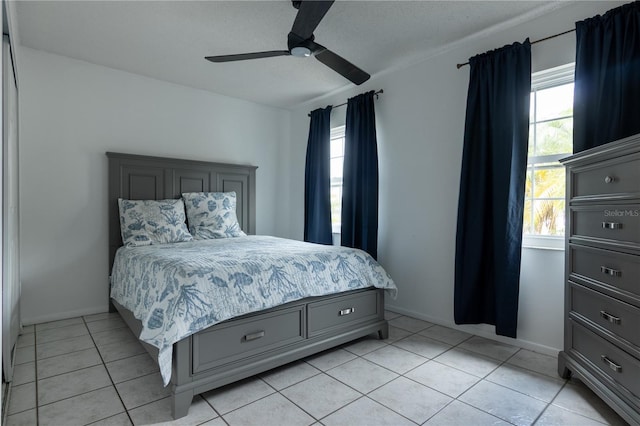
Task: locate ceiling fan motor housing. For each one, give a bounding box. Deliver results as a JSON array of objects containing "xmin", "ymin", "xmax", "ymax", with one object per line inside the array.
[{"xmin": 287, "ymin": 32, "xmax": 315, "ymax": 56}]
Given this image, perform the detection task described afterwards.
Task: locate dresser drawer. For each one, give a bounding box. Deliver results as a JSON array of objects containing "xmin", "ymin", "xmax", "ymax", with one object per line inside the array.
[
  {"xmin": 572, "ymin": 156, "xmax": 640, "ymax": 199},
  {"xmin": 571, "ymin": 321, "xmax": 640, "ymax": 399},
  {"xmin": 308, "ymin": 289, "xmax": 381, "ymax": 337},
  {"xmin": 571, "ymin": 205, "xmax": 640, "ymax": 246},
  {"xmin": 570, "ymin": 245, "xmax": 640, "ymax": 296},
  {"xmin": 571, "ymin": 282, "xmax": 640, "ymax": 349},
  {"xmin": 192, "ymin": 305, "xmax": 304, "ymax": 374}
]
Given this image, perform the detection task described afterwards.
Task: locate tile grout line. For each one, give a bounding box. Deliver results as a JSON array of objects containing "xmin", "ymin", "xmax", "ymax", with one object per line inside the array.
[
  {"xmin": 32, "ymin": 332, "xmax": 93, "ymax": 360},
  {"xmin": 315, "ymin": 394, "xmax": 368, "ymax": 424},
  {"xmin": 454, "ymin": 344, "xmax": 568, "ymax": 425},
  {"xmin": 209, "ymin": 383, "xmax": 279, "ymax": 420},
  {"xmin": 20, "ymin": 313, "xmax": 614, "ymax": 425},
  {"xmin": 35, "ymin": 362, "xmax": 105, "ymax": 384},
  {"xmin": 197, "ymin": 394, "xmax": 228, "ymax": 426},
  {"xmin": 393, "ymin": 329, "xmax": 521, "ymax": 425},
  {"xmin": 421, "ymin": 396, "xmax": 456, "ymax": 425},
  {"xmin": 36, "ymin": 384, "xmax": 115, "ymax": 410},
  {"xmin": 262, "ymin": 375, "xmax": 327, "ymax": 424},
  {"xmin": 286, "ymin": 337, "xmax": 425, "ymax": 425},
  {"xmin": 391, "ymin": 334, "xmax": 506, "ymax": 425},
  {"xmin": 348, "ymin": 327, "xmax": 468, "ymax": 424},
  {"xmin": 226, "ymin": 324, "xmax": 557, "ymax": 425},
  {"xmin": 80, "ymin": 316, "xmax": 135, "ymax": 426},
  {"xmin": 542, "ymin": 379, "xmax": 598, "ymax": 423},
  {"xmin": 108, "ymin": 369, "xmax": 159, "ymax": 387},
  {"xmin": 269, "ymin": 355, "xmax": 367, "ymax": 423},
  {"xmin": 362, "ymin": 379, "xmax": 430, "ymax": 425},
  {"xmin": 475, "ymin": 351, "xmax": 570, "ymax": 412},
  {"xmin": 263, "ymin": 369, "xmax": 324, "ymax": 394},
  {"xmin": 531, "ymin": 401, "xmax": 552, "ymax": 425},
  {"xmin": 451, "ymin": 359, "xmax": 519, "ymax": 425},
  {"xmin": 229, "ymin": 327, "xmax": 584, "ymax": 425}
]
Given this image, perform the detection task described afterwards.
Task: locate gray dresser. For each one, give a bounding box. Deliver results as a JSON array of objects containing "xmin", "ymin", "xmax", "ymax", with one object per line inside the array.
[{"xmin": 558, "ymin": 133, "xmax": 640, "ymax": 425}]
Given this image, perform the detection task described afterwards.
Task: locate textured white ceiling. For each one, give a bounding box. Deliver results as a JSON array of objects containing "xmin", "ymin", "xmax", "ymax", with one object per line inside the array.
[{"xmin": 15, "ymin": 1, "xmax": 561, "ymax": 109}]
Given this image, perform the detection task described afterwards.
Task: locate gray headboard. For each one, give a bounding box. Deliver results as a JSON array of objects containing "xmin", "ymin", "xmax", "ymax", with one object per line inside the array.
[{"xmin": 107, "ymin": 152, "xmax": 257, "ymax": 270}]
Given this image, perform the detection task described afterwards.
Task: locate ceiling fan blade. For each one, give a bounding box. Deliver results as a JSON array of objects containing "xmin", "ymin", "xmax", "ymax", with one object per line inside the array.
[
  {"xmin": 291, "ymin": 0, "xmax": 335, "ymax": 40},
  {"xmin": 311, "ymin": 43, "xmax": 370, "ymax": 85},
  {"xmin": 205, "ymin": 50, "xmax": 290, "ymax": 63}
]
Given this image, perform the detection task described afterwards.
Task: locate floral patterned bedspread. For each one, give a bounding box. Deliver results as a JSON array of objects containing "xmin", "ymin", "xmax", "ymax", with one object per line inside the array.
[{"xmin": 110, "ymin": 235, "xmax": 397, "ymax": 385}]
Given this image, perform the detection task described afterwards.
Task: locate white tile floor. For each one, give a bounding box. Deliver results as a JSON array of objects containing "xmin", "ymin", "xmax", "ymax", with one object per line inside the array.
[{"xmin": 4, "ymin": 310, "xmax": 629, "ymax": 426}]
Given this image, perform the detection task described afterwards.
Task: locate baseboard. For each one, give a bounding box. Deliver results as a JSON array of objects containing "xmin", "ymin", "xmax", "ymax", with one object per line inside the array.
[
  {"xmin": 385, "ymin": 303, "xmax": 560, "ymax": 357},
  {"xmin": 22, "ymin": 305, "xmax": 108, "ymax": 326}
]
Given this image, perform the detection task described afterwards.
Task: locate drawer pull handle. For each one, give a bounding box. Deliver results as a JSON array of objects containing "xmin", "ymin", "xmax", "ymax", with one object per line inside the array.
[
  {"xmin": 601, "ymin": 355, "xmax": 622, "ymax": 373},
  {"xmin": 600, "ymin": 266, "xmax": 622, "ymax": 277},
  {"xmin": 601, "ymin": 222, "xmax": 623, "ymax": 230},
  {"xmin": 599, "ymin": 311, "xmax": 622, "ymax": 325},
  {"xmin": 339, "ymin": 307, "xmax": 355, "ymax": 316},
  {"xmin": 244, "ymin": 330, "xmax": 265, "ymax": 342},
  {"xmin": 604, "ymin": 176, "xmax": 615, "ymax": 184}
]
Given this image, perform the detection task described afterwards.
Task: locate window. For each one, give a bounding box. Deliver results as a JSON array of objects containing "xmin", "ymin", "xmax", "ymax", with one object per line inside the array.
[
  {"xmin": 330, "ymin": 126, "xmax": 345, "ymax": 234},
  {"xmin": 524, "ymin": 63, "xmax": 574, "ymax": 248}
]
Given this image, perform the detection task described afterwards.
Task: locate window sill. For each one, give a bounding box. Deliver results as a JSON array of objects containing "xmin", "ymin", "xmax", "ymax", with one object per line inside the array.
[
  {"xmin": 522, "ymin": 244, "xmax": 564, "ymax": 251},
  {"xmin": 522, "ymin": 235, "xmax": 565, "ymax": 251}
]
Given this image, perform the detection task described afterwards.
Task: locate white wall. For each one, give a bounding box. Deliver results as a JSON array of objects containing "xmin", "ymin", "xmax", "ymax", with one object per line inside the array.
[
  {"xmin": 286, "ymin": 1, "xmax": 626, "ymax": 354},
  {"xmin": 18, "ymin": 47, "xmax": 291, "ymax": 324}
]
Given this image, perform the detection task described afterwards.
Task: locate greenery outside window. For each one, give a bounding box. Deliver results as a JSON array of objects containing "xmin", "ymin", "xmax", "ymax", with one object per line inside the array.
[
  {"xmin": 523, "ymin": 63, "xmax": 575, "ymax": 249},
  {"xmin": 330, "ymin": 126, "xmax": 346, "ymax": 234}
]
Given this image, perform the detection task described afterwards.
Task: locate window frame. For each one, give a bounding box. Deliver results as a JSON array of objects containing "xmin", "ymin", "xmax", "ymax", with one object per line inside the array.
[{"xmin": 522, "ymin": 63, "xmax": 575, "ymax": 251}]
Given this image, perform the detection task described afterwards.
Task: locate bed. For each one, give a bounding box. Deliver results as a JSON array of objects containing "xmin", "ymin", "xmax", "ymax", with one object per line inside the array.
[{"xmin": 107, "ymin": 152, "xmax": 395, "ymax": 419}]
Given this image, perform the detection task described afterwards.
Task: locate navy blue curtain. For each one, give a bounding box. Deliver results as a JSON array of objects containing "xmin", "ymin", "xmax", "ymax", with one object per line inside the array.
[
  {"xmin": 342, "ymin": 91, "xmax": 378, "ymax": 259},
  {"xmin": 304, "ymin": 106, "xmax": 333, "ymax": 245},
  {"xmin": 574, "ymin": 1, "xmax": 640, "ymax": 153},
  {"xmin": 454, "ymin": 40, "xmax": 531, "ymax": 338}
]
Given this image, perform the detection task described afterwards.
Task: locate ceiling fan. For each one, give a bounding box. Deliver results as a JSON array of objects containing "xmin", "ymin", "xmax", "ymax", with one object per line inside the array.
[{"xmin": 205, "ymin": 0, "xmax": 370, "ymax": 85}]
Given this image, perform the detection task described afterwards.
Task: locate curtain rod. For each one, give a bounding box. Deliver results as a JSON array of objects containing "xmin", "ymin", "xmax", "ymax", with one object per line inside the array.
[
  {"xmin": 307, "ymin": 89, "xmax": 384, "ymax": 117},
  {"xmin": 456, "ymin": 28, "xmax": 575, "ymax": 69}
]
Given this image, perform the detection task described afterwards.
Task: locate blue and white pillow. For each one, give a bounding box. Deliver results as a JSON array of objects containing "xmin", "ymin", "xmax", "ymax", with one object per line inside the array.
[
  {"xmin": 182, "ymin": 192, "xmax": 246, "ymax": 239},
  {"xmin": 118, "ymin": 198, "xmax": 193, "ymax": 247}
]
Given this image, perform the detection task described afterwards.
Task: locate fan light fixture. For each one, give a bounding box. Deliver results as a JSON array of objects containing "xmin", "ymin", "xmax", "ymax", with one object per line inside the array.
[{"xmin": 291, "ymin": 46, "xmax": 311, "ymax": 57}]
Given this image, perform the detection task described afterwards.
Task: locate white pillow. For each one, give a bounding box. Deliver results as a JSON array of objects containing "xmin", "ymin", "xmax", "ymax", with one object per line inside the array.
[
  {"xmin": 182, "ymin": 192, "xmax": 247, "ymax": 239},
  {"xmin": 118, "ymin": 198, "xmax": 193, "ymax": 247}
]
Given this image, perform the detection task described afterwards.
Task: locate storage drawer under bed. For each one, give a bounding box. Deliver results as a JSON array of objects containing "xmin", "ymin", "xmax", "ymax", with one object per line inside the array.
[
  {"xmin": 191, "ymin": 304, "xmax": 305, "ymax": 374},
  {"xmin": 308, "ymin": 289, "xmax": 381, "ymax": 337}
]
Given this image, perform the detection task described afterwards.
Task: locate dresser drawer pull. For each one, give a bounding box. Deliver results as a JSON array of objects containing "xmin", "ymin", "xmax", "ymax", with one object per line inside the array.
[
  {"xmin": 604, "ymin": 175, "xmax": 616, "ymax": 184},
  {"xmin": 601, "ymin": 355, "xmax": 622, "ymax": 373},
  {"xmin": 599, "ymin": 311, "xmax": 622, "ymax": 325},
  {"xmin": 601, "ymin": 222, "xmax": 623, "ymax": 230},
  {"xmin": 339, "ymin": 307, "xmax": 355, "ymax": 316},
  {"xmin": 243, "ymin": 330, "xmax": 265, "ymax": 342},
  {"xmin": 600, "ymin": 266, "xmax": 622, "ymax": 277}
]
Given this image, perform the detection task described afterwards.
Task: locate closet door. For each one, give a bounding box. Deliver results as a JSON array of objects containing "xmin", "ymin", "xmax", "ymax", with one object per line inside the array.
[{"xmin": 2, "ymin": 34, "xmax": 19, "ymax": 382}]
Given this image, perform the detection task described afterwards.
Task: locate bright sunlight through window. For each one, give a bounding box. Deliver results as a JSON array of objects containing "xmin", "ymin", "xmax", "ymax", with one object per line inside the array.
[
  {"xmin": 330, "ymin": 126, "xmax": 346, "ymax": 234},
  {"xmin": 524, "ymin": 64, "xmax": 575, "ymax": 246}
]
